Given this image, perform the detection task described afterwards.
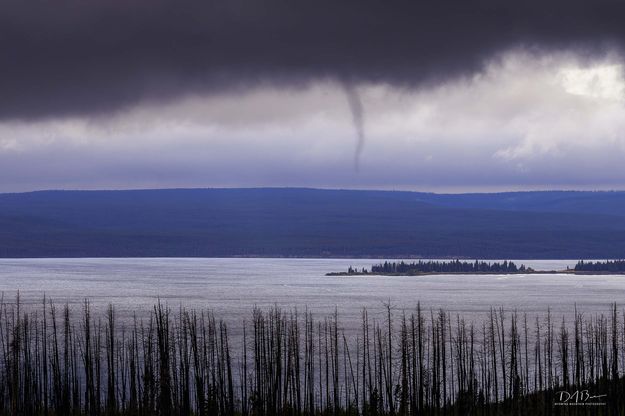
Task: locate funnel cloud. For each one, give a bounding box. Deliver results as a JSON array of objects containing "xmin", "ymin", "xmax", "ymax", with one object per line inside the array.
[
  {"xmin": 3, "ymin": 1, "xmax": 625, "ymax": 192},
  {"xmin": 342, "ymin": 82, "xmax": 365, "ymax": 171}
]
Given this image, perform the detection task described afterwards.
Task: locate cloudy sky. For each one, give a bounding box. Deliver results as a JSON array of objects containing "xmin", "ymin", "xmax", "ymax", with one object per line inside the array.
[{"xmin": 3, "ymin": 0, "xmax": 625, "ymax": 193}]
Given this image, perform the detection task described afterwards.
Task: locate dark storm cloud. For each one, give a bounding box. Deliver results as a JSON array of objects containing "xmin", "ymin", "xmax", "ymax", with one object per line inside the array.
[{"xmin": 2, "ymin": 0, "xmax": 625, "ymax": 120}]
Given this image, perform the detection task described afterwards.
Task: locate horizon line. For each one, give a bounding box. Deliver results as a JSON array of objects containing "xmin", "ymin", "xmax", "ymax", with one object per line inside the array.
[{"xmin": 2, "ymin": 185, "xmax": 625, "ymax": 196}]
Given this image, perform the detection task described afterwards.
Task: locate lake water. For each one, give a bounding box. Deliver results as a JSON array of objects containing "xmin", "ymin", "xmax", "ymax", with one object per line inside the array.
[{"xmin": 1, "ymin": 258, "xmax": 624, "ymax": 332}]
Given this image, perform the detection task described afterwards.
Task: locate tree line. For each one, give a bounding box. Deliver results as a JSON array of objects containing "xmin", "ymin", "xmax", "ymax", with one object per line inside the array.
[
  {"xmin": 574, "ymin": 260, "xmax": 625, "ymax": 272},
  {"xmin": 1, "ymin": 295, "xmax": 624, "ymax": 415},
  {"xmin": 369, "ymin": 260, "xmax": 527, "ymax": 274}
]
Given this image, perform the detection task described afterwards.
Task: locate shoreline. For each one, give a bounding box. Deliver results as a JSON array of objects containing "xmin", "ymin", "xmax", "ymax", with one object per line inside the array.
[{"xmin": 326, "ymin": 270, "xmax": 625, "ymax": 276}]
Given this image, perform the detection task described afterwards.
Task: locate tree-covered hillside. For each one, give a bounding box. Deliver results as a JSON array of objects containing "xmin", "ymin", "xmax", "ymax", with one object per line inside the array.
[{"xmin": 2, "ymin": 188, "xmax": 625, "ymax": 258}]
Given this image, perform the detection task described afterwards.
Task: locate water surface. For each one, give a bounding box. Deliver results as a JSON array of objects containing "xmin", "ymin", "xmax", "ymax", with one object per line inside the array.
[{"xmin": 0, "ymin": 258, "xmax": 623, "ymax": 331}]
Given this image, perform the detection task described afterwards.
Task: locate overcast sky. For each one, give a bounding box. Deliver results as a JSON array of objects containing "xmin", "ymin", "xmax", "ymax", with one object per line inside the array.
[{"xmin": 3, "ymin": 0, "xmax": 625, "ymax": 193}]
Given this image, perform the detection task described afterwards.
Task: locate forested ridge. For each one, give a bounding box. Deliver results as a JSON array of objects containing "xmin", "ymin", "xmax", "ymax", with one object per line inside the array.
[{"xmin": 3, "ymin": 188, "xmax": 625, "ymax": 258}]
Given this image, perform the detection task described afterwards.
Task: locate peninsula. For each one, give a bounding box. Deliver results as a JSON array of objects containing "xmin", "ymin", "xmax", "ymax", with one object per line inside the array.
[{"xmin": 326, "ymin": 259, "xmax": 625, "ymax": 276}]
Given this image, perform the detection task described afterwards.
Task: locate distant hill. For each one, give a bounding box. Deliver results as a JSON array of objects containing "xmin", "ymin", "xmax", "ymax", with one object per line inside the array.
[{"xmin": 1, "ymin": 188, "xmax": 625, "ymax": 258}]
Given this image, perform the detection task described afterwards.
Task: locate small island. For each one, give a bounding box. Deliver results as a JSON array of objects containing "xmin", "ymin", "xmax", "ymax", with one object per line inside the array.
[{"xmin": 327, "ymin": 259, "xmax": 625, "ymax": 276}]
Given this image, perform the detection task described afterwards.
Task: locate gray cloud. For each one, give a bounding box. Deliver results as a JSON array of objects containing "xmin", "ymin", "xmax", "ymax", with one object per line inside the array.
[
  {"xmin": 3, "ymin": 0, "xmax": 625, "ymax": 120},
  {"xmin": 3, "ymin": 51, "xmax": 625, "ymax": 192}
]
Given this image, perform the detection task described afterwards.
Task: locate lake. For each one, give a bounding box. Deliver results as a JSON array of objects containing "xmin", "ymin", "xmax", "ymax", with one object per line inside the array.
[{"xmin": 1, "ymin": 257, "xmax": 624, "ymax": 332}]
